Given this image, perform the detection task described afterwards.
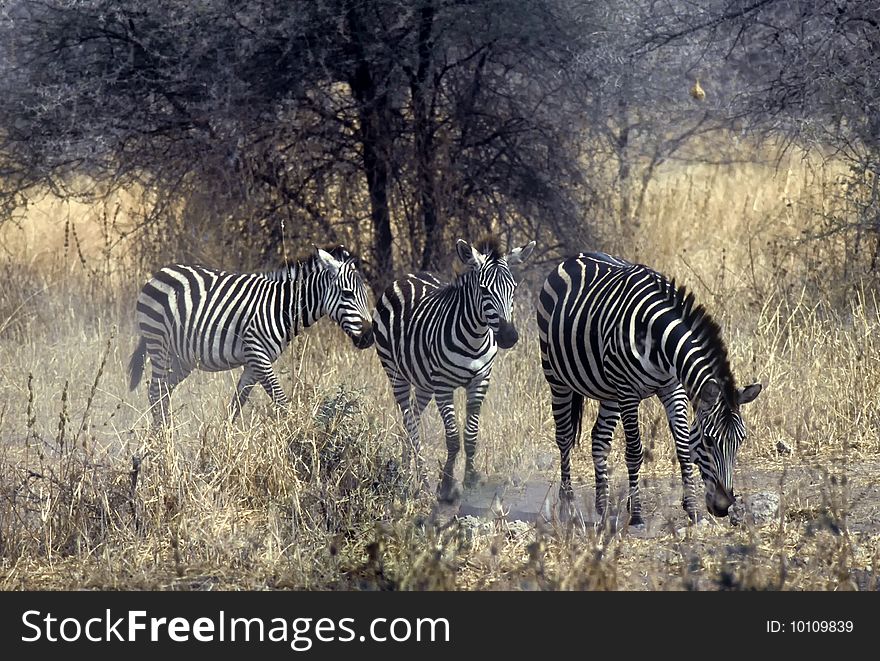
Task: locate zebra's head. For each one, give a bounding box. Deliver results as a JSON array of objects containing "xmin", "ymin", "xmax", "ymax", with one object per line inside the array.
[
  {"xmin": 315, "ymin": 246, "xmax": 375, "ymax": 349},
  {"xmin": 692, "ymin": 380, "xmax": 763, "ymax": 517},
  {"xmin": 455, "ymin": 237, "xmax": 535, "ymax": 349}
]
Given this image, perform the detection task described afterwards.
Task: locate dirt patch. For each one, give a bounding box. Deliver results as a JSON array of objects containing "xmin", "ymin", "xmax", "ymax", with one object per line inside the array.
[{"xmin": 440, "ymin": 460, "xmax": 880, "ymax": 538}]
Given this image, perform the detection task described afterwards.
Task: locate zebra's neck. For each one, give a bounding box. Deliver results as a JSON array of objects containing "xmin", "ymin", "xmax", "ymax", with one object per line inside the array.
[
  {"xmin": 642, "ymin": 283, "xmax": 736, "ymax": 407},
  {"xmin": 449, "ymin": 269, "xmax": 491, "ymax": 345},
  {"xmin": 656, "ymin": 323, "xmax": 716, "ymax": 402},
  {"xmin": 268, "ymin": 258, "xmax": 327, "ymax": 336}
]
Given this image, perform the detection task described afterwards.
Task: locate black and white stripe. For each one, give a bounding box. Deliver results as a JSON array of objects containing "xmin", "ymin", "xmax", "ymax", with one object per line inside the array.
[
  {"xmin": 128, "ymin": 246, "xmax": 374, "ymax": 425},
  {"xmin": 373, "ymin": 237, "xmax": 535, "ymax": 499},
  {"xmin": 536, "ymin": 252, "xmax": 762, "ymax": 523}
]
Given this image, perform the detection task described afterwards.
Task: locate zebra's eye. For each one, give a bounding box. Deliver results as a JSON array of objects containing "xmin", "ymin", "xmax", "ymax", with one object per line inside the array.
[{"xmin": 340, "ymin": 288, "xmax": 355, "ymax": 298}]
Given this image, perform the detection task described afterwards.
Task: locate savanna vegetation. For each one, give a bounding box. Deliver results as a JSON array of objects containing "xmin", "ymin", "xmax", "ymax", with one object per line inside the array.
[{"xmin": 0, "ymin": 0, "xmax": 878, "ymax": 590}]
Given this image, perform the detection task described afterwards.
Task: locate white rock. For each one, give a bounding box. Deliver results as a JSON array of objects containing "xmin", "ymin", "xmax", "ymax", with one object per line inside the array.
[{"xmin": 731, "ymin": 491, "xmax": 780, "ymax": 526}]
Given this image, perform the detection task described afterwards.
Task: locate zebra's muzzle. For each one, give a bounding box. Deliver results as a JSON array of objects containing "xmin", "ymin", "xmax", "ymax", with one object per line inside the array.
[
  {"xmin": 706, "ymin": 483, "xmax": 734, "ymax": 517},
  {"xmin": 352, "ymin": 323, "xmax": 375, "ymax": 349},
  {"xmin": 495, "ymin": 320, "xmax": 519, "ymax": 349}
]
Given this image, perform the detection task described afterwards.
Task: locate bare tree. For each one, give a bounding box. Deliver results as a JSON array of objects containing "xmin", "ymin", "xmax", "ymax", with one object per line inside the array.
[
  {"xmin": 7, "ymin": 0, "xmax": 870, "ymax": 287},
  {"xmin": 0, "ymin": 0, "xmax": 602, "ymax": 291}
]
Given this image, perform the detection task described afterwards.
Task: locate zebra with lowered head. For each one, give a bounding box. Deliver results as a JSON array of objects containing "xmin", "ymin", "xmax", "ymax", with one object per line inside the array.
[
  {"xmin": 373, "ymin": 237, "xmax": 535, "ymax": 500},
  {"xmin": 128, "ymin": 246, "xmax": 374, "ymax": 426},
  {"xmin": 536, "ymin": 252, "xmax": 762, "ymax": 524}
]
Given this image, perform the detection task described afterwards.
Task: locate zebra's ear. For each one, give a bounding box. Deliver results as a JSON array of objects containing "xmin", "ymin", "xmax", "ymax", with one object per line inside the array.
[
  {"xmin": 315, "ymin": 247, "xmax": 343, "ymax": 277},
  {"xmin": 737, "ymin": 383, "xmax": 762, "ymax": 405},
  {"xmin": 330, "ymin": 245, "xmax": 351, "ymax": 262},
  {"xmin": 507, "ymin": 240, "xmax": 536, "ymax": 265},
  {"xmin": 456, "ymin": 239, "xmax": 484, "ymax": 269},
  {"xmin": 699, "ymin": 380, "xmax": 721, "ymax": 407}
]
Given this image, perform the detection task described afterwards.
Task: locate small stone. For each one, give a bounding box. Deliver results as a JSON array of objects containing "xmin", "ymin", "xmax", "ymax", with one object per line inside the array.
[
  {"xmin": 506, "ymin": 520, "xmax": 532, "ymax": 538},
  {"xmin": 776, "ymin": 440, "xmax": 793, "ymax": 455},
  {"xmin": 731, "ymin": 491, "xmax": 780, "ymax": 527},
  {"xmin": 457, "ymin": 515, "xmax": 493, "ymax": 542}
]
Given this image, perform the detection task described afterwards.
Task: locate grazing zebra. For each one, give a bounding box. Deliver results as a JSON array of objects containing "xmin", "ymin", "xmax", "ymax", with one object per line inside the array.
[
  {"xmin": 373, "ymin": 237, "xmax": 535, "ymax": 500},
  {"xmin": 128, "ymin": 246, "xmax": 374, "ymax": 426},
  {"xmin": 536, "ymin": 252, "xmax": 762, "ymax": 523}
]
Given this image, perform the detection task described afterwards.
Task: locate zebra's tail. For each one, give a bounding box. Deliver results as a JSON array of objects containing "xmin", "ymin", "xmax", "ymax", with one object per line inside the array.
[
  {"xmin": 128, "ymin": 336, "xmax": 148, "ymax": 391},
  {"xmin": 570, "ymin": 391, "xmax": 585, "ymax": 448}
]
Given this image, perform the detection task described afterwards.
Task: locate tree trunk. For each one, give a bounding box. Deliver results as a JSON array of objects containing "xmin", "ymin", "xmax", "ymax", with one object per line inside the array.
[
  {"xmin": 346, "ymin": 5, "xmax": 395, "ymax": 296},
  {"xmin": 357, "ymin": 91, "xmax": 394, "ymax": 294},
  {"xmin": 411, "ymin": 1, "xmax": 440, "ymax": 271}
]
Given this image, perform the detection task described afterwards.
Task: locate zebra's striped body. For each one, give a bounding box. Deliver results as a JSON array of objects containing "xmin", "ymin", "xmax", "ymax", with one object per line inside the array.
[
  {"xmin": 373, "ymin": 238, "xmax": 535, "ymax": 500},
  {"xmin": 129, "ymin": 247, "xmax": 374, "ymax": 425},
  {"xmin": 537, "ymin": 252, "xmax": 761, "ymax": 523}
]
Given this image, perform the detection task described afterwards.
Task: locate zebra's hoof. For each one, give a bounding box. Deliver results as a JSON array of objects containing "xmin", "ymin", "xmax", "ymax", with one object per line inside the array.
[
  {"xmin": 594, "ymin": 515, "xmax": 618, "ymax": 534},
  {"xmin": 559, "ymin": 499, "xmax": 583, "ymax": 525},
  {"xmin": 629, "ymin": 515, "xmax": 645, "ymax": 527},
  {"xmin": 559, "ymin": 485, "xmax": 575, "ymax": 502},
  {"xmin": 436, "ymin": 479, "xmax": 461, "ymax": 504},
  {"xmin": 463, "ymin": 469, "xmax": 485, "ymax": 490}
]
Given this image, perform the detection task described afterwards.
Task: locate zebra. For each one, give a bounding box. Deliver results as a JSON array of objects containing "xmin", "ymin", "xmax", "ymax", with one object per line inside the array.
[
  {"xmin": 128, "ymin": 246, "xmax": 374, "ymax": 426},
  {"xmin": 536, "ymin": 252, "xmax": 762, "ymax": 524},
  {"xmin": 373, "ymin": 237, "xmax": 535, "ymax": 500}
]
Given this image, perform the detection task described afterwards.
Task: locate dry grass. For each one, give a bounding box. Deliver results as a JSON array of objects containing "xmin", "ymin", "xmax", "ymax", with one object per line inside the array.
[{"xmin": 0, "ymin": 153, "xmax": 878, "ymax": 591}]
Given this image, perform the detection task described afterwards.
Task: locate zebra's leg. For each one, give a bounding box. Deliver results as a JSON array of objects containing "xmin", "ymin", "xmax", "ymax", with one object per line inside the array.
[
  {"xmin": 658, "ymin": 385, "xmax": 698, "ymax": 522},
  {"xmin": 229, "ymin": 366, "xmax": 259, "ymax": 422},
  {"xmin": 391, "ymin": 377, "xmax": 430, "ymax": 488},
  {"xmin": 549, "ymin": 383, "xmax": 580, "ymax": 502},
  {"xmin": 619, "ymin": 397, "xmax": 645, "ymax": 526},
  {"xmin": 148, "ymin": 375, "xmax": 170, "ymax": 428},
  {"xmin": 591, "ymin": 400, "xmax": 620, "ymax": 520},
  {"xmin": 435, "ymin": 387, "xmax": 462, "ymax": 503},
  {"xmin": 462, "ymin": 377, "xmax": 489, "ymax": 489},
  {"xmin": 147, "ymin": 364, "xmax": 190, "ymax": 428},
  {"xmin": 392, "ymin": 379, "xmax": 416, "ymax": 465},
  {"xmin": 408, "ymin": 387, "xmax": 432, "ymax": 489},
  {"xmin": 248, "ymin": 357, "xmax": 291, "ymax": 410}
]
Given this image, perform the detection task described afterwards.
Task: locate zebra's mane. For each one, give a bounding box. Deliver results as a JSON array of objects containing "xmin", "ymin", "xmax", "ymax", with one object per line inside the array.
[
  {"xmin": 473, "ymin": 235, "xmax": 503, "ymax": 260},
  {"xmin": 661, "ymin": 277, "xmax": 738, "ymax": 410},
  {"xmin": 271, "ymin": 245, "xmax": 356, "ymax": 277}
]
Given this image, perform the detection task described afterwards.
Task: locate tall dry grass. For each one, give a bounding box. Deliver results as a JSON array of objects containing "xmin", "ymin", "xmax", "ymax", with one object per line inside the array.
[{"xmin": 0, "ymin": 154, "xmax": 878, "ymax": 590}]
